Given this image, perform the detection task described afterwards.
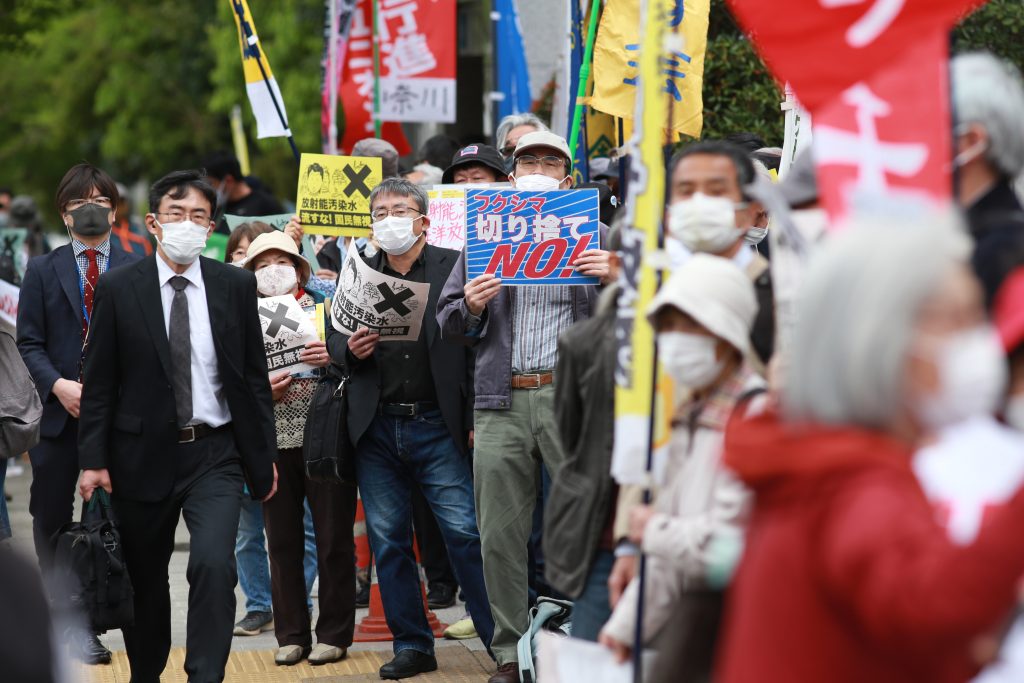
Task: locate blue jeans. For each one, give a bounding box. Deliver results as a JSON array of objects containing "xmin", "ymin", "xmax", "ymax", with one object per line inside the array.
[
  {"xmin": 571, "ymin": 550, "xmax": 615, "ymax": 642},
  {"xmin": 357, "ymin": 410, "xmax": 494, "ymax": 655},
  {"xmin": 0, "ymin": 462, "xmax": 10, "ymax": 541},
  {"xmin": 236, "ymin": 497, "xmax": 318, "ymax": 613}
]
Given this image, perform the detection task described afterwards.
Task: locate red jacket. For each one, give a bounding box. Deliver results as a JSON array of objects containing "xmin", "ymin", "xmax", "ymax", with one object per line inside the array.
[{"xmin": 716, "ymin": 412, "xmax": 1024, "ymax": 683}]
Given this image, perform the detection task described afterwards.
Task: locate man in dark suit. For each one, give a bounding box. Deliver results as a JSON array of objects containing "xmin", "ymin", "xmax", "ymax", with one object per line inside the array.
[
  {"xmin": 16, "ymin": 163, "xmax": 141, "ymax": 664},
  {"xmin": 77, "ymin": 170, "xmax": 278, "ymax": 683},
  {"xmin": 326, "ymin": 178, "xmax": 493, "ymax": 680}
]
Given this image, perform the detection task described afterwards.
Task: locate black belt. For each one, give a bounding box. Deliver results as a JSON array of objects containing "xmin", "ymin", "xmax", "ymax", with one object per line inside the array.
[
  {"xmin": 379, "ymin": 402, "xmax": 438, "ymax": 417},
  {"xmin": 177, "ymin": 423, "xmax": 228, "ymax": 444}
]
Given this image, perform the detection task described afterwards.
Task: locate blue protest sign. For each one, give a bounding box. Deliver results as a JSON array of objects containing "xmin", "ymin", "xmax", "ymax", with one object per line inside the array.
[{"xmin": 465, "ymin": 189, "xmax": 600, "ymax": 286}]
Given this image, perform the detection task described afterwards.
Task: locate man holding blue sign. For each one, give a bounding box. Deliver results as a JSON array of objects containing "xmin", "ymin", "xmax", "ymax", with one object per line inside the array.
[{"xmin": 437, "ymin": 131, "xmax": 612, "ymax": 683}]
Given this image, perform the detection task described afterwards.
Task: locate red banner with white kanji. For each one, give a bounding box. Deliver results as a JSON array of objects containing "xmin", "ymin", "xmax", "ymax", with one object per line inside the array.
[
  {"xmin": 812, "ymin": 32, "xmax": 952, "ymax": 221},
  {"xmin": 726, "ymin": 0, "xmax": 984, "ymax": 112},
  {"xmin": 339, "ymin": 0, "xmax": 456, "ymax": 154}
]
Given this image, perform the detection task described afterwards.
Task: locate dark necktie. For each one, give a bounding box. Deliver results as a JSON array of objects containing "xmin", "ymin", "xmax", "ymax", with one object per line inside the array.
[
  {"xmin": 168, "ymin": 276, "xmax": 193, "ymax": 427},
  {"xmin": 82, "ymin": 248, "xmax": 99, "ymax": 338}
]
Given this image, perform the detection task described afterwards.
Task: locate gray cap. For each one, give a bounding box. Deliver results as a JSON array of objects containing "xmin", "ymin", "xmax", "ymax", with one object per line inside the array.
[
  {"xmin": 780, "ymin": 150, "xmax": 818, "ymax": 208},
  {"xmin": 352, "ymin": 138, "xmax": 400, "ymax": 178}
]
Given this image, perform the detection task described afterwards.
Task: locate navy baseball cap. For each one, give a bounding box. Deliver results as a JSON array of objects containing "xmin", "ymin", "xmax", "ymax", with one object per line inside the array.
[{"xmin": 442, "ymin": 144, "xmax": 508, "ymax": 184}]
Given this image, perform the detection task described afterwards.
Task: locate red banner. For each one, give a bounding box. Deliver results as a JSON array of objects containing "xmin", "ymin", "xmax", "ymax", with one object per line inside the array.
[
  {"xmin": 339, "ymin": 0, "xmax": 457, "ymax": 154},
  {"xmin": 812, "ymin": 32, "xmax": 952, "ymax": 221},
  {"xmin": 726, "ymin": 0, "xmax": 984, "ymax": 112},
  {"xmin": 339, "ymin": 0, "xmax": 411, "ymax": 155}
]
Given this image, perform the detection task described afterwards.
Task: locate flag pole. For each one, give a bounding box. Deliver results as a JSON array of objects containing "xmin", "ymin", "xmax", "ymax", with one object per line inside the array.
[
  {"xmin": 231, "ymin": 0, "xmax": 300, "ymax": 164},
  {"xmin": 372, "ymin": 0, "xmax": 383, "ymax": 138},
  {"xmin": 567, "ymin": 0, "xmax": 602, "ymax": 159}
]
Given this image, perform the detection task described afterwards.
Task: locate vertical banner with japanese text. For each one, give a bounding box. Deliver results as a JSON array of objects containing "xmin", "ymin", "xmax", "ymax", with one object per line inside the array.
[
  {"xmin": 591, "ymin": 0, "xmax": 709, "ymax": 138},
  {"xmin": 612, "ymin": 0, "xmax": 673, "ymax": 486},
  {"xmin": 230, "ymin": 0, "xmax": 291, "ymax": 139},
  {"xmin": 339, "ymin": 0, "xmax": 411, "ymax": 154}
]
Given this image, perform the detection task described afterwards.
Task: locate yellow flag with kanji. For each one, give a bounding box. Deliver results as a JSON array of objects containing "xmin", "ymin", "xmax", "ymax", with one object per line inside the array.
[
  {"xmin": 591, "ymin": 0, "xmax": 710, "ymax": 138},
  {"xmin": 611, "ymin": 0, "xmax": 675, "ymax": 486},
  {"xmin": 230, "ymin": 0, "xmax": 291, "ymax": 139}
]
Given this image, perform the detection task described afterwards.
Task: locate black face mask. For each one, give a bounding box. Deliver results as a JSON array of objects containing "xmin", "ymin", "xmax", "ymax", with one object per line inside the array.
[{"xmin": 67, "ymin": 203, "xmax": 111, "ymax": 237}]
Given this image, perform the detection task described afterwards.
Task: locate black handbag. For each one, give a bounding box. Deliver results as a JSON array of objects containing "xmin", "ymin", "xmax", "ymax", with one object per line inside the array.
[
  {"xmin": 52, "ymin": 489, "xmax": 134, "ymax": 633},
  {"xmin": 303, "ymin": 363, "xmax": 357, "ymax": 484}
]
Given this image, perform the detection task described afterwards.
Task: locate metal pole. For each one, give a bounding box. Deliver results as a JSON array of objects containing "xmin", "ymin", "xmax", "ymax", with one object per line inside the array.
[
  {"xmin": 568, "ymin": 0, "xmax": 603, "ymax": 159},
  {"xmin": 328, "ymin": 0, "xmax": 340, "ymax": 154},
  {"xmin": 372, "ymin": 0, "xmax": 383, "ymax": 138}
]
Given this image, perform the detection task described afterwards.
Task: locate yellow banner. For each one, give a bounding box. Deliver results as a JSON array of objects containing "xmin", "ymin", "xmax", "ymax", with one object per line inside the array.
[
  {"xmin": 611, "ymin": 0, "xmax": 674, "ymax": 485},
  {"xmin": 296, "ymin": 154, "xmax": 383, "ymax": 237},
  {"xmin": 591, "ymin": 0, "xmax": 709, "ymax": 138}
]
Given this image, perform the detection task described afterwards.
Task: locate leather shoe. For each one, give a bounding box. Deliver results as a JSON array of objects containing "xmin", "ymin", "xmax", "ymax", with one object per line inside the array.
[
  {"xmin": 379, "ymin": 649, "xmax": 438, "ymax": 679},
  {"xmin": 488, "ymin": 662, "xmax": 520, "ymax": 683},
  {"xmin": 426, "ymin": 582, "xmax": 457, "ymax": 609},
  {"xmin": 69, "ymin": 630, "xmax": 112, "ymax": 665}
]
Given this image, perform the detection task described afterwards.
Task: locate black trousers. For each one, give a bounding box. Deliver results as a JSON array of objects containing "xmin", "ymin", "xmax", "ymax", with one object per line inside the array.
[
  {"xmin": 113, "ymin": 430, "xmax": 244, "ymax": 683},
  {"xmin": 411, "ymin": 487, "xmax": 457, "ymax": 591},
  {"xmin": 27, "ymin": 417, "xmax": 79, "ymax": 575},
  {"xmin": 263, "ymin": 447, "xmax": 358, "ymax": 648}
]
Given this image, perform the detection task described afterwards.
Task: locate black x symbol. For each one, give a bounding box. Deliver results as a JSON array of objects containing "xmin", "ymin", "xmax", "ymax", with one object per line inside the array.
[
  {"xmin": 374, "ymin": 283, "xmax": 415, "ymax": 316},
  {"xmin": 259, "ymin": 303, "xmax": 301, "ymax": 337},
  {"xmin": 1, "ymin": 235, "xmax": 15, "ymax": 258},
  {"xmin": 343, "ymin": 165, "xmax": 372, "ymax": 198}
]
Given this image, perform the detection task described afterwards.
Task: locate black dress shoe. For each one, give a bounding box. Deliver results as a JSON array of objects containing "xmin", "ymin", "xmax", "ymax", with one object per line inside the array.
[
  {"xmin": 426, "ymin": 582, "xmax": 457, "ymax": 609},
  {"xmin": 70, "ymin": 630, "xmax": 112, "ymax": 665},
  {"xmin": 355, "ymin": 578, "xmax": 371, "ymax": 608},
  {"xmin": 379, "ymin": 649, "xmax": 438, "ymax": 679}
]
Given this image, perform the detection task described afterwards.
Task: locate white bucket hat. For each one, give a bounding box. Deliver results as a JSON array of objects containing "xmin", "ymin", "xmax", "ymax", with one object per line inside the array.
[{"xmin": 646, "ymin": 253, "xmax": 757, "ymax": 355}]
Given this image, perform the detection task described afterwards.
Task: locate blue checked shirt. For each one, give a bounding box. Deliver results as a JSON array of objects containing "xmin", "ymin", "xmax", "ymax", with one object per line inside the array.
[
  {"xmin": 510, "ymin": 285, "xmax": 574, "ymax": 373},
  {"xmin": 71, "ymin": 238, "xmax": 111, "ymax": 295}
]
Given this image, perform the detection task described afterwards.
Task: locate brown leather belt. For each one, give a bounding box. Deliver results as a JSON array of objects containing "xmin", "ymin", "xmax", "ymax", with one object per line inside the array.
[{"xmin": 511, "ymin": 372, "xmax": 554, "ymax": 390}]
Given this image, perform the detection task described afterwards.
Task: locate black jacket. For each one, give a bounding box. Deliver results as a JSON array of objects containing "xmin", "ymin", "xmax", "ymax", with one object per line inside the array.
[
  {"xmin": 327, "ymin": 244, "xmax": 474, "ymax": 453},
  {"xmin": 77, "ymin": 255, "xmax": 278, "ymax": 501},
  {"xmin": 966, "ymin": 178, "xmax": 1024, "ymax": 308},
  {"xmin": 543, "ymin": 289, "xmax": 618, "ymax": 597}
]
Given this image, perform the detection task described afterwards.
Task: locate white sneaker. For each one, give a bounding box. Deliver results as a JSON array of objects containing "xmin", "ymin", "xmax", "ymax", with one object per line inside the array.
[
  {"xmin": 308, "ymin": 643, "xmax": 347, "ymax": 665},
  {"xmin": 274, "ymin": 644, "xmax": 309, "ymax": 666}
]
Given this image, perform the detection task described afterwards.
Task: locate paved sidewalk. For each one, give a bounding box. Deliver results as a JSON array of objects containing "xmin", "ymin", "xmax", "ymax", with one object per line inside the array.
[{"xmin": 4, "ymin": 458, "xmax": 490, "ymax": 682}]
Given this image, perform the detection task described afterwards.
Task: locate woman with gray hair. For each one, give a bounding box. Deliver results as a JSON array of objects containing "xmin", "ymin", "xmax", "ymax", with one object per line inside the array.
[
  {"xmin": 716, "ymin": 212, "xmax": 1024, "ymax": 683},
  {"xmin": 494, "ymin": 113, "xmax": 549, "ymax": 159}
]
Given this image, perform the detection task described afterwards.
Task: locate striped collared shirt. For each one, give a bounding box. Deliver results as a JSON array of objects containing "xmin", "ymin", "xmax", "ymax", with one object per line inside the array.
[
  {"xmin": 71, "ymin": 238, "xmax": 111, "ymax": 293},
  {"xmin": 510, "ymin": 285, "xmax": 575, "ymax": 373}
]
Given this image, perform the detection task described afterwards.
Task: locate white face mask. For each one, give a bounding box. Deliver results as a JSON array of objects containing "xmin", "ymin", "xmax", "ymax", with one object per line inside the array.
[
  {"xmin": 156, "ymin": 219, "xmax": 209, "ymax": 265},
  {"xmin": 914, "ymin": 326, "xmax": 1007, "ymax": 430},
  {"xmin": 514, "ymin": 173, "xmax": 563, "ymax": 192},
  {"xmin": 668, "ymin": 193, "xmax": 746, "ymax": 254},
  {"xmin": 372, "ymin": 215, "xmax": 421, "ymax": 255},
  {"xmin": 255, "ymin": 264, "xmax": 298, "ymax": 297},
  {"xmin": 657, "ymin": 331, "xmax": 726, "ymax": 390},
  {"xmin": 744, "ymin": 226, "xmax": 768, "ymax": 245}
]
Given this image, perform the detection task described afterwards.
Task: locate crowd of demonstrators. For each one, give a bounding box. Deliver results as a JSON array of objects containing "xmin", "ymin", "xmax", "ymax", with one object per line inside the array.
[{"xmin": 12, "ymin": 48, "xmax": 1024, "ymax": 683}]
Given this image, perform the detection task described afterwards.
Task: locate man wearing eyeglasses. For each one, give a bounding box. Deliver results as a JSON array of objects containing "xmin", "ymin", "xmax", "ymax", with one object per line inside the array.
[
  {"xmin": 437, "ymin": 131, "xmax": 614, "ymax": 683},
  {"xmin": 77, "ymin": 169, "xmax": 278, "ymax": 683},
  {"xmin": 326, "ymin": 177, "xmax": 494, "ymax": 680},
  {"xmin": 16, "ymin": 163, "xmax": 141, "ymax": 665}
]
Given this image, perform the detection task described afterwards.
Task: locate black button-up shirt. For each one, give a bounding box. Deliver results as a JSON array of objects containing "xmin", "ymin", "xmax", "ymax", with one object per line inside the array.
[{"xmin": 371, "ymin": 249, "xmax": 437, "ymax": 404}]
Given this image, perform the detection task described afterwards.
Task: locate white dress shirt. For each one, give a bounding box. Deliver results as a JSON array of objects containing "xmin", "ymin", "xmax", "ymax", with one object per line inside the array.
[{"xmin": 155, "ymin": 256, "xmax": 231, "ymax": 427}]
